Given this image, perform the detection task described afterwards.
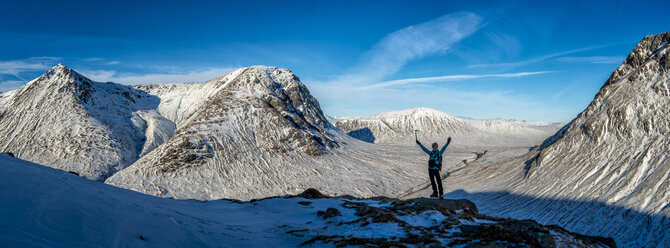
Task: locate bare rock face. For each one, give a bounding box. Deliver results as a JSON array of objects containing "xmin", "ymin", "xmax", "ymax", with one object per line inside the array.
[
  {"xmin": 294, "ymin": 189, "xmax": 613, "ymax": 248},
  {"xmin": 0, "ymin": 64, "xmax": 167, "ymax": 180}
]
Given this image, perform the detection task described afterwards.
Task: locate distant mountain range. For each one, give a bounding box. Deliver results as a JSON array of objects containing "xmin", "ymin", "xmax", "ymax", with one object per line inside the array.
[{"xmin": 335, "ymin": 107, "xmax": 562, "ymax": 147}]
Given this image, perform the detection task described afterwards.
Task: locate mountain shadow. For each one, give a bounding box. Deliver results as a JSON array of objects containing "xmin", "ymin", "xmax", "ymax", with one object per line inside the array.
[{"xmin": 346, "ymin": 127, "xmax": 376, "ymax": 143}]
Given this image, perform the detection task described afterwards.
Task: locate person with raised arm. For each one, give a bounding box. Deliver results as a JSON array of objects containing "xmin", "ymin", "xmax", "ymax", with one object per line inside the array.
[{"xmin": 416, "ymin": 136, "xmax": 451, "ymax": 199}]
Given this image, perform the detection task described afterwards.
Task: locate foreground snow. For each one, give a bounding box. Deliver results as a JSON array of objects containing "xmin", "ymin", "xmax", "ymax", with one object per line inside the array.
[{"xmin": 0, "ymin": 154, "xmax": 612, "ymax": 247}]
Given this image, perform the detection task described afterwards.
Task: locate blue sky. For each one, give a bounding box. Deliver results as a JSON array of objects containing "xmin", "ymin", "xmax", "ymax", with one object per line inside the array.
[{"xmin": 1, "ymin": 0, "xmax": 668, "ymax": 122}]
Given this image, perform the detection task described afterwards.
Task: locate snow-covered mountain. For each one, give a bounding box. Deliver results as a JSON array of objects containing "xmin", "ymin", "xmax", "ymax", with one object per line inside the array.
[
  {"xmin": 335, "ymin": 107, "xmax": 562, "ymax": 148},
  {"xmin": 418, "ymin": 31, "xmax": 670, "ymax": 247},
  {"xmin": 518, "ymin": 31, "xmax": 670, "ymax": 214},
  {"xmin": 106, "ymin": 66, "xmax": 367, "ymax": 200},
  {"xmin": 0, "ymin": 64, "xmax": 170, "ymax": 180},
  {"xmin": 0, "ymin": 153, "xmax": 614, "ymax": 247}
]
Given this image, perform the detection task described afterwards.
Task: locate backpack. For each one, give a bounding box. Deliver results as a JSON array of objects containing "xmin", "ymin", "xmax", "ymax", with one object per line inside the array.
[{"xmin": 428, "ymin": 151, "xmax": 442, "ymax": 170}]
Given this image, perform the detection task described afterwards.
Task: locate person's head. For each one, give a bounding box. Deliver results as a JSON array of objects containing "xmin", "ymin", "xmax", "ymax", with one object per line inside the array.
[{"xmin": 432, "ymin": 143, "xmax": 438, "ymax": 151}]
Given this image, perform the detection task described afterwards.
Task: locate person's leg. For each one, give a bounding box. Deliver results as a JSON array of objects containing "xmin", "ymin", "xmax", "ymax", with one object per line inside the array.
[
  {"xmin": 434, "ymin": 171, "xmax": 444, "ymax": 197},
  {"xmin": 429, "ymin": 170, "xmax": 438, "ymax": 197}
]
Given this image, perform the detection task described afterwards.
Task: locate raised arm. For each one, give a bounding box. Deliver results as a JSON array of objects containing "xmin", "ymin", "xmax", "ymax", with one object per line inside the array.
[
  {"xmin": 439, "ymin": 137, "xmax": 451, "ymax": 155},
  {"xmin": 416, "ymin": 141, "xmax": 431, "ymax": 154}
]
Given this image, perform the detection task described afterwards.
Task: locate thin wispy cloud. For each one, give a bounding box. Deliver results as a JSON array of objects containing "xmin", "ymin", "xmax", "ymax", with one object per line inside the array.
[
  {"xmin": 362, "ymin": 71, "xmax": 553, "ymax": 89},
  {"xmin": 467, "ymin": 46, "xmax": 605, "ymax": 69},
  {"xmin": 556, "ymin": 56, "xmax": 624, "ymax": 64},
  {"xmin": 83, "ymin": 57, "xmax": 121, "ymax": 65},
  {"xmin": 82, "ymin": 67, "xmax": 237, "ymax": 85},
  {"xmin": 83, "ymin": 58, "xmax": 105, "ymax": 62},
  {"xmin": 0, "ymin": 57, "xmax": 61, "ymax": 78},
  {"xmin": 335, "ymin": 12, "xmax": 484, "ymax": 85}
]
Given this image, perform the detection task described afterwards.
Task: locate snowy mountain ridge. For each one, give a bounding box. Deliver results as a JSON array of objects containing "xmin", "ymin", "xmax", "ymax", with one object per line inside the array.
[
  {"xmin": 335, "ymin": 107, "xmax": 563, "ymax": 147},
  {"xmin": 423, "ymin": 30, "xmax": 670, "ymax": 247},
  {"xmin": 0, "ymin": 64, "xmax": 165, "ymax": 180},
  {"xmin": 105, "ymin": 66, "xmax": 357, "ymax": 200}
]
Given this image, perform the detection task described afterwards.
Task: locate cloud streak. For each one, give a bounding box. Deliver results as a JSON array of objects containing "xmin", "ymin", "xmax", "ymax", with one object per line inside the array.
[
  {"xmin": 556, "ymin": 56, "xmax": 624, "ymax": 64},
  {"xmin": 336, "ymin": 12, "xmax": 484, "ymax": 85},
  {"xmin": 83, "ymin": 57, "xmax": 121, "ymax": 65},
  {"xmin": 362, "ymin": 71, "xmax": 553, "ymax": 89},
  {"xmin": 467, "ymin": 46, "xmax": 604, "ymax": 69},
  {"xmin": 0, "ymin": 57, "xmax": 61, "ymax": 77}
]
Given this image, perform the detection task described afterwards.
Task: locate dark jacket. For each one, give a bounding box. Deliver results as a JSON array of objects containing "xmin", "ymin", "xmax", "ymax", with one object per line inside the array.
[{"xmin": 418, "ymin": 142, "xmax": 449, "ymax": 170}]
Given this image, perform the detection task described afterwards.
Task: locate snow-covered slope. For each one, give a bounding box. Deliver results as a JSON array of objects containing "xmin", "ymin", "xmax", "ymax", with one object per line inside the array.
[
  {"xmin": 106, "ymin": 66, "xmax": 426, "ymax": 201},
  {"xmin": 516, "ymin": 31, "xmax": 670, "ymax": 213},
  {"xmin": 412, "ymin": 31, "xmax": 670, "ymax": 247},
  {"xmin": 0, "ymin": 154, "xmax": 613, "ymax": 248},
  {"xmin": 335, "ymin": 107, "xmax": 562, "ymax": 148},
  {"xmin": 132, "ymin": 67, "xmax": 248, "ymax": 127},
  {"xmin": 0, "ymin": 64, "xmax": 173, "ymax": 180}
]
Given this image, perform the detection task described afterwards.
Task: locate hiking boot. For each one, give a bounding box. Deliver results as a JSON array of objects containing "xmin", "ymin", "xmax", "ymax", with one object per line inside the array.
[
  {"xmin": 439, "ymin": 195, "xmax": 444, "ymax": 199},
  {"xmin": 429, "ymin": 193, "xmax": 438, "ymax": 198}
]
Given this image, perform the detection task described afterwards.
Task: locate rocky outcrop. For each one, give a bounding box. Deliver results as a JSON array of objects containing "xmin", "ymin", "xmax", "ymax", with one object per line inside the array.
[{"xmin": 294, "ymin": 189, "xmax": 615, "ymax": 248}]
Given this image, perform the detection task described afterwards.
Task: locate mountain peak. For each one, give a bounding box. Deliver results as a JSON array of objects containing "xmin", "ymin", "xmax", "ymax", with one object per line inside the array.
[
  {"xmin": 47, "ymin": 63, "xmax": 72, "ymax": 74},
  {"xmin": 34, "ymin": 63, "xmax": 90, "ymax": 85},
  {"xmin": 370, "ymin": 107, "xmax": 455, "ymax": 120},
  {"xmin": 605, "ymin": 31, "xmax": 670, "ymax": 87}
]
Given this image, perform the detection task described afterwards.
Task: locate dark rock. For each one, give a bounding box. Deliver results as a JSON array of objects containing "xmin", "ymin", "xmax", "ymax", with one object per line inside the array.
[
  {"xmin": 459, "ymin": 220, "xmax": 556, "ymax": 248},
  {"xmin": 546, "ymin": 225, "xmax": 617, "ymax": 248},
  {"xmin": 317, "ymin": 208, "xmax": 341, "ymax": 219},
  {"xmin": 286, "ymin": 228, "xmax": 309, "ymax": 237},
  {"xmin": 353, "ymin": 205, "xmax": 406, "ymax": 225},
  {"xmin": 397, "ymin": 197, "xmax": 479, "ymax": 215},
  {"xmin": 298, "ymin": 188, "xmax": 329, "ymax": 199}
]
